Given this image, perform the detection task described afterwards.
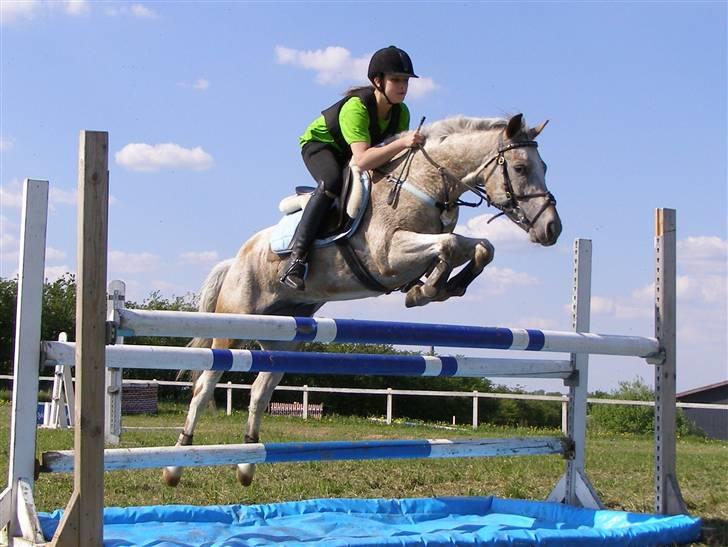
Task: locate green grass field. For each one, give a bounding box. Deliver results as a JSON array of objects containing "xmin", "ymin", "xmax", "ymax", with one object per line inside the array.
[{"xmin": 1, "ymin": 402, "xmax": 725, "ymax": 545}]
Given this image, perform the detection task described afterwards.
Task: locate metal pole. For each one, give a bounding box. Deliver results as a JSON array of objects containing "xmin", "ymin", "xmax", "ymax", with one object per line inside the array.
[
  {"xmin": 105, "ymin": 280, "xmax": 125, "ymax": 444},
  {"xmin": 653, "ymin": 208, "xmax": 687, "ymax": 514}
]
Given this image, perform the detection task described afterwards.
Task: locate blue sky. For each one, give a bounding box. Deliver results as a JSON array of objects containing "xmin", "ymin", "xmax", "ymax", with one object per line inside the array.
[{"xmin": 1, "ymin": 1, "xmax": 725, "ymax": 393}]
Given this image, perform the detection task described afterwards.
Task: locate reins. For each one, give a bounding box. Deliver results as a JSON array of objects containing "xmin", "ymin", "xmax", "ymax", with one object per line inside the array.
[{"xmin": 386, "ymin": 134, "xmax": 557, "ymax": 234}]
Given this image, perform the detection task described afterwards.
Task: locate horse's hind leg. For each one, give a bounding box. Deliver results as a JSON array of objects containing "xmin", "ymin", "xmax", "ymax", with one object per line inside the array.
[
  {"xmin": 163, "ymin": 368, "xmax": 224, "ymax": 487},
  {"xmin": 236, "ymin": 340, "xmax": 300, "ymax": 487}
]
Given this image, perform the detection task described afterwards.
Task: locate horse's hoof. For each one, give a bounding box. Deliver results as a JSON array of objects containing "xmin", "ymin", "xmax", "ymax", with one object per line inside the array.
[
  {"xmin": 163, "ymin": 466, "xmax": 182, "ymax": 487},
  {"xmin": 236, "ymin": 463, "xmax": 255, "ymax": 487}
]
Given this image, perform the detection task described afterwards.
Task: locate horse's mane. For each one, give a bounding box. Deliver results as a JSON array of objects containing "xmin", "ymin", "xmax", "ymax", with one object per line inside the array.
[
  {"xmin": 420, "ymin": 116, "xmax": 512, "ymax": 142},
  {"xmin": 380, "ymin": 116, "xmax": 520, "ymax": 174}
]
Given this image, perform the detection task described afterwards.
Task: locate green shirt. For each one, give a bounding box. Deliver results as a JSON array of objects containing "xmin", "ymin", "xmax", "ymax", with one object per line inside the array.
[{"xmin": 300, "ymin": 97, "xmax": 411, "ymax": 150}]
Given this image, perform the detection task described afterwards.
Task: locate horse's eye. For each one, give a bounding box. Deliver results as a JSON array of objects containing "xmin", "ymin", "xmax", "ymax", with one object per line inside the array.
[{"xmin": 513, "ymin": 165, "xmax": 528, "ymax": 175}]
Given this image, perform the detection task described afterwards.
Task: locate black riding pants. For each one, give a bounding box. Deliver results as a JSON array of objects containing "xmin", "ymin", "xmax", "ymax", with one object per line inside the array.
[{"xmin": 301, "ymin": 141, "xmax": 347, "ymax": 195}]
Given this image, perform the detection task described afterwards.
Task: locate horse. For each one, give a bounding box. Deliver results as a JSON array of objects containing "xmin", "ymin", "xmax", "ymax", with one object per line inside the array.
[{"xmin": 162, "ymin": 113, "xmax": 562, "ymax": 487}]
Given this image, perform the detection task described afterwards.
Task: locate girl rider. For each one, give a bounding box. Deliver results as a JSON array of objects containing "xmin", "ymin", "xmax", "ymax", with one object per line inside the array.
[{"xmin": 280, "ymin": 45, "xmax": 426, "ymax": 290}]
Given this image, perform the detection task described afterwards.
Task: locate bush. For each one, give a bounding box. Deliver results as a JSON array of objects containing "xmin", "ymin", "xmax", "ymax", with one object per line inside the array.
[{"xmin": 589, "ymin": 377, "xmax": 696, "ymax": 435}]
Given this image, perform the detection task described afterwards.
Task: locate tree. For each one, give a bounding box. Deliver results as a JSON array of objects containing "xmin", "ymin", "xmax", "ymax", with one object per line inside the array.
[{"xmin": 589, "ymin": 377, "xmax": 695, "ymax": 435}]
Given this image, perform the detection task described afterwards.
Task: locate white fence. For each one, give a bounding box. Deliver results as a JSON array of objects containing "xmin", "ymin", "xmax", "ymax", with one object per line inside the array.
[{"xmin": 9, "ymin": 375, "xmax": 724, "ymax": 432}]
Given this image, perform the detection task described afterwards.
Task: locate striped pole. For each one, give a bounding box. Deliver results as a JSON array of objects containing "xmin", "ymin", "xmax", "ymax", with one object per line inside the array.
[
  {"xmin": 40, "ymin": 437, "xmax": 565, "ymax": 473},
  {"xmin": 116, "ymin": 309, "xmax": 659, "ymax": 358},
  {"xmin": 42, "ymin": 342, "xmax": 574, "ymax": 379}
]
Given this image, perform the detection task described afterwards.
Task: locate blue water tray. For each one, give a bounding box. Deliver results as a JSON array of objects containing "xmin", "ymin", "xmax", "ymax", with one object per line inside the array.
[{"xmin": 39, "ymin": 496, "xmax": 701, "ymax": 546}]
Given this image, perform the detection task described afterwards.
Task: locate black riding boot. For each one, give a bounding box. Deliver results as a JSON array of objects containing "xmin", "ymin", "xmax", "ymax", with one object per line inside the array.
[{"xmin": 280, "ymin": 187, "xmax": 334, "ymax": 290}]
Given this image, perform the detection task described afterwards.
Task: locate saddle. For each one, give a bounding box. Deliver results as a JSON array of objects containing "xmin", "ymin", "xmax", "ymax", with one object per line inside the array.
[{"xmin": 270, "ymin": 164, "xmax": 371, "ymax": 255}]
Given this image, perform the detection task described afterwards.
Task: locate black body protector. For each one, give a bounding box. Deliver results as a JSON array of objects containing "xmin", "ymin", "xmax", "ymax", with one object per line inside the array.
[{"xmin": 321, "ymin": 87, "xmax": 402, "ymax": 160}]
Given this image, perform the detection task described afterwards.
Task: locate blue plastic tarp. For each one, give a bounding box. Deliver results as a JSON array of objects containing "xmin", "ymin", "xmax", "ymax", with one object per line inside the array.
[{"xmin": 38, "ymin": 496, "xmax": 701, "ymax": 546}]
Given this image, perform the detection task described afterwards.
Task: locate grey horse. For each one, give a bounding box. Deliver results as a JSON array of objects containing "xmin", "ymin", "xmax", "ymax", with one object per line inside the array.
[{"xmin": 163, "ymin": 113, "xmax": 561, "ymax": 487}]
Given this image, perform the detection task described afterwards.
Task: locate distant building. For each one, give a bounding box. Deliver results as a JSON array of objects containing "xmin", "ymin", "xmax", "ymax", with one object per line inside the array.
[{"xmin": 676, "ymin": 381, "xmax": 728, "ymax": 440}]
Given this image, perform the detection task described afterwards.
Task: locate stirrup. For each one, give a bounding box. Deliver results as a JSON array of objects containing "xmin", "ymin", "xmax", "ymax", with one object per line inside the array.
[{"xmin": 280, "ymin": 258, "xmax": 308, "ymax": 290}]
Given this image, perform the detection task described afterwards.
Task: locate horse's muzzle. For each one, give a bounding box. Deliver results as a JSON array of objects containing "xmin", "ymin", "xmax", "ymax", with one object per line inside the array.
[{"xmin": 531, "ymin": 207, "xmax": 562, "ymax": 246}]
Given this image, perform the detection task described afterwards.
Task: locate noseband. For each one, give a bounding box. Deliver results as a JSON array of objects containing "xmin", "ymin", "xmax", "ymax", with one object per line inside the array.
[{"xmin": 418, "ymin": 138, "xmax": 557, "ymax": 233}]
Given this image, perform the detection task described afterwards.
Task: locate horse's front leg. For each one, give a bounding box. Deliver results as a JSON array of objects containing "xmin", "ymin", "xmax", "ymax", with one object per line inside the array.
[
  {"xmin": 236, "ymin": 340, "xmax": 299, "ymax": 487},
  {"xmin": 443, "ymin": 239, "xmax": 494, "ymax": 298},
  {"xmin": 163, "ymin": 366, "xmax": 224, "ymax": 487},
  {"xmin": 387, "ymin": 230, "xmax": 494, "ymax": 307}
]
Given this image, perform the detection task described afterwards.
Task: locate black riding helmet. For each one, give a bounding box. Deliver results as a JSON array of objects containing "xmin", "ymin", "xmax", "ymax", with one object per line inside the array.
[{"xmin": 367, "ymin": 46, "xmax": 419, "ymax": 82}]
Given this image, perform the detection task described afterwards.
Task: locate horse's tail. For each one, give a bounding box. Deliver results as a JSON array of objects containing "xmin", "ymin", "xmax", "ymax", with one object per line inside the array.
[{"xmin": 175, "ymin": 258, "xmax": 235, "ymax": 382}]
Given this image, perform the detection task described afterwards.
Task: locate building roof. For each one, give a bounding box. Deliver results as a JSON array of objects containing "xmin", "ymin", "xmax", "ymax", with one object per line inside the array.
[{"xmin": 676, "ymin": 380, "xmax": 728, "ymax": 399}]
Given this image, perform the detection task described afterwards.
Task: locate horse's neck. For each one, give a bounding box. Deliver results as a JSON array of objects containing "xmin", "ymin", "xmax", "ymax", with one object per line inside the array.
[{"xmin": 409, "ymin": 130, "xmax": 502, "ymax": 199}]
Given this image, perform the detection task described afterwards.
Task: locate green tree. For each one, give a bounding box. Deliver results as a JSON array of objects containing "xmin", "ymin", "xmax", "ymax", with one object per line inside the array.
[
  {"xmin": 0, "ymin": 274, "xmax": 77, "ymax": 375},
  {"xmin": 0, "ymin": 277, "xmax": 19, "ymax": 374},
  {"xmin": 589, "ymin": 377, "xmax": 695, "ymax": 435}
]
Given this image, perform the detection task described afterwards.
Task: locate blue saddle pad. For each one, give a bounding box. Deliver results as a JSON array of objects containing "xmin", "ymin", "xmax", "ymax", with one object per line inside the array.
[{"xmin": 270, "ymin": 172, "xmax": 371, "ymax": 255}]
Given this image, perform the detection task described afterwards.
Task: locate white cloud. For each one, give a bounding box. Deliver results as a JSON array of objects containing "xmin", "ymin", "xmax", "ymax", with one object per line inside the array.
[
  {"xmin": 130, "ymin": 3, "xmax": 156, "ymax": 18},
  {"xmin": 275, "ymin": 45, "xmax": 437, "ymax": 97},
  {"xmin": 178, "ymin": 79, "xmax": 210, "ymax": 91},
  {"xmin": 46, "ymin": 247, "xmax": 66, "ymax": 261},
  {"xmin": 49, "ymin": 186, "xmax": 76, "ymax": 209},
  {"xmin": 106, "ymin": 3, "xmax": 157, "ymax": 18},
  {"xmin": 179, "ymin": 250, "xmax": 219, "ymax": 265},
  {"xmin": 455, "ymin": 213, "xmax": 530, "ymax": 249},
  {"xmin": 0, "ymin": 216, "xmax": 19, "ymax": 268},
  {"xmin": 0, "ymin": 181, "xmax": 23, "ymax": 208},
  {"xmin": 1, "ymin": 0, "xmax": 88, "ymax": 24},
  {"xmin": 45, "ymin": 264, "xmax": 73, "ymax": 280},
  {"xmin": 407, "ymin": 77, "xmax": 438, "ymax": 99},
  {"xmin": 476, "ymin": 266, "xmax": 539, "ymax": 295},
  {"xmin": 678, "ymin": 236, "xmax": 727, "ymax": 275},
  {"xmin": 62, "ymin": 0, "xmax": 88, "ymax": 16},
  {"xmin": 193, "ymin": 79, "xmax": 209, "ymax": 90},
  {"xmin": 591, "ymin": 296, "xmax": 616, "ymax": 315},
  {"xmin": 109, "ymin": 250, "xmax": 160, "ymax": 273},
  {"xmin": 0, "ymin": 137, "xmax": 14, "ymax": 151},
  {"xmin": 115, "ymin": 142, "xmax": 214, "ymax": 172},
  {"xmin": 1, "ymin": 0, "xmax": 40, "ymax": 24}
]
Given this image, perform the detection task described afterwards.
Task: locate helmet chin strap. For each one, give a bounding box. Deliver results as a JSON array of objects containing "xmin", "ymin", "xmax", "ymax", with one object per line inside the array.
[{"xmin": 373, "ymin": 76, "xmax": 395, "ymax": 106}]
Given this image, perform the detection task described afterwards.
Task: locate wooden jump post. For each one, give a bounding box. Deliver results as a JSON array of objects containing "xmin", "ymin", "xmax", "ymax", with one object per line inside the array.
[{"xmin": 51, "ymin": 131, "xmax": 109, "ymax": 547}]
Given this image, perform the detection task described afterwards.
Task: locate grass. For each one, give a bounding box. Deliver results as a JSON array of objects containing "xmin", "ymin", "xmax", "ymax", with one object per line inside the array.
[{"xmin": 1, "ymin": 401, "xmax": 725, "ymax": 545}]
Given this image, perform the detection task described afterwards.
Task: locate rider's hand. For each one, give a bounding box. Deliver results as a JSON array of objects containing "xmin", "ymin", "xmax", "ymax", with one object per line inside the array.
[{"xmin": 399, "ymin": 131, "xmax": 426, "ymax": 150}]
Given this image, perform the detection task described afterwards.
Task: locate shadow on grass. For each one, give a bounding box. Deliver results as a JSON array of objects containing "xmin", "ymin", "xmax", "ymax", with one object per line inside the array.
[{"xmin": 700, "ymin": 517, "xmax": 727, "ymax": 546}]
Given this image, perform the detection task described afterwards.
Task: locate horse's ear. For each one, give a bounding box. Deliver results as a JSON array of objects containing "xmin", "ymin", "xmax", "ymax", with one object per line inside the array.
[
  {"xmin": 505, "ymin": 113, "xmax": 524, "ymax": 139},
  {"xmin": 528, "ymin": 120, "xmax": 549, "ymax": 140}
]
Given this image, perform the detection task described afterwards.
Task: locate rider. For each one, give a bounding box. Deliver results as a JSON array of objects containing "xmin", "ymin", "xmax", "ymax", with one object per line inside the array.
[{"xmin": 280, "ymin": 45, "xmax": 426, "ymax": 290}]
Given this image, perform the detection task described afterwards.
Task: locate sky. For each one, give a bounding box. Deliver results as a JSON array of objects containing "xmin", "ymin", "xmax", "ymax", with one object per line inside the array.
[{"xmin": 1, "ymin": 1, "xmax": 726, "ymax": 394}]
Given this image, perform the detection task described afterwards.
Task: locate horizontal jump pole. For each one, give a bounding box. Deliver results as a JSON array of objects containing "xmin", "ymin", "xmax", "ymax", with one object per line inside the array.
[
  {"xmin": 40, "ymin": 436, "xmax": 566, "ymax": 473},
  {"xmin": 41, "ymin": 342, "xmax": 573, "ymax": 379},
  {"xmin": 116, "ymin": 309, "xmax": 660, "ymax": 358}
]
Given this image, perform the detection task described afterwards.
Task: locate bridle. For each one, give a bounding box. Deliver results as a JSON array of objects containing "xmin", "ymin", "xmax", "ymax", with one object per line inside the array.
[{"xmin": 390, "ymin": 136, "xmax": 557, "ymax": 234}]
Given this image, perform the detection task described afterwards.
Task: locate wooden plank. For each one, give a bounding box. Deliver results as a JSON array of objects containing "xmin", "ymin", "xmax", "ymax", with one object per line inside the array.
[{"xmin": 52, "ymin": 131, "xmax": 109, "ymax": 547}]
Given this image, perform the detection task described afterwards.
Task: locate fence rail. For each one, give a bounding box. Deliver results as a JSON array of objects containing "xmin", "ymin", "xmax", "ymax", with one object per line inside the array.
[{"xmin": 3, "ymin": 375, "xmax": 724, "ymax": 431}]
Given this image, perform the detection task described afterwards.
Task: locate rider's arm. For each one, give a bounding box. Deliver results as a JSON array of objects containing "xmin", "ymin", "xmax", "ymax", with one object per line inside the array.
[
  {"xmin": 350, "ymin": 136, "xmax": 420, "ymax": 171},
  {"xmin": 341, "ymin": 98, "xmax": 423, "ymax": 171}
]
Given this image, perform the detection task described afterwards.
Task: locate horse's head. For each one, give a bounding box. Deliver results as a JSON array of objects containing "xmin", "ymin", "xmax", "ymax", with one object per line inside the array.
[{"xmin": 472, "ymin": 114, "xmax": 562, "ymax": 246}]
